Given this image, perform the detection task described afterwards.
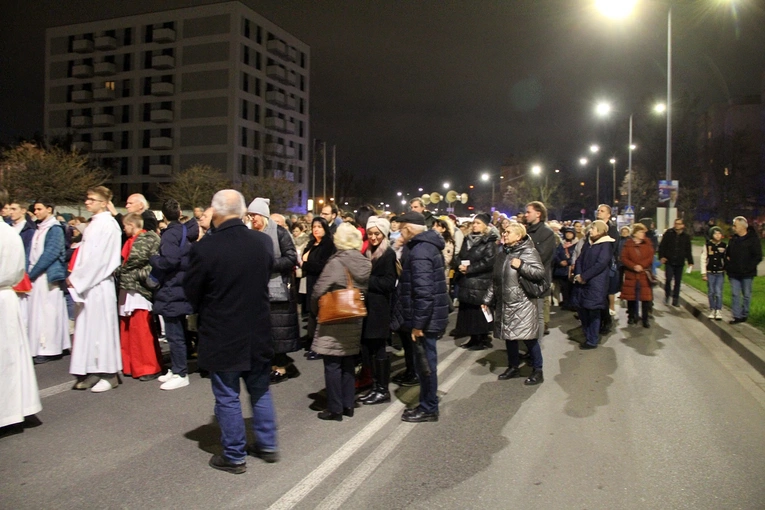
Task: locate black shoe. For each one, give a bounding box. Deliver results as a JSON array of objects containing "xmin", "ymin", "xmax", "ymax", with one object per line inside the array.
[
  {"xmin": 729, "ymin": 317, "xmax": 746, "ymax": 324},
  {"xmin": 246, "ymin": 445, "xmax": 279, "ymax": 463},
  {"xmin": 357, "ymin": 388, "xmax": 376, "ymax": 403},
  {"xmin": 362, "ymin": 389, "xmax": 391, "ymax": 405},
  {"xmin": 209, "ymin": 454, "xmax": 246, "ymax": 474},
  {"xmin": 467, "ymin": 343, "xmax": 487, "ymax": 351},
  {"xmin": 398, "ymin": 373, "xmax": 420, "ymax": 387},
  {"xmin": 498, "ymin": 367, "xmax": 521, "ymax": 380},
  {"xmin": 524, "ymin": 369, "xmax": 544, "ymax": 385},
  {"xmin": 317, "ymin": 410, "xmax": 342, "ymax": 421},
  {"xmin": 460, "ymin": 339, "xmax": 479, "ymax": 349},
  {"xmin": 138, "ymin": 372, "xmax": 160, "ymax": 381},
  {"xmin": 343, "ymin": 407, "xmax": 354, "ymax": 417},
  {"xmin": 642, "ymin": 320, "xmax": 650, "ymax": 328},
  {"xmin": 580, "ymin": 343, "xmax": 597, "ymax": 350},
  {"xmin": 627, "ymin": 317, "xmax": 637, "ymax": 325},
  {"xmin": 269, "ymin": 370, "xmax": 289, "ymax": 384},
  {"xmin": 391, "ymin": 370, "xmax": 412, "ymax": 385},
  {"xmin": 672, "ymin": 299, "xmax": 679, "ymax": 307},
  {"xmin": 664, "ymin": 296, "xmax": 670, "ymax": 305},
  {"xmin": 33, "ymin": 355, "xmax": 60, "ymax": 365},
  {"xmin": 401, "ymin": 408, "xmax": 439, "ymax": 423},
  {"xmin": 306, "ymin": 351, "xmax": 322, "ymax": 360}
]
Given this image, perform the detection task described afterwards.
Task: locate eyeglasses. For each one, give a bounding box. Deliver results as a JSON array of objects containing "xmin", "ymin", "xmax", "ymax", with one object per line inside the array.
[{"xmin": 85, "ymin": 197, "xmax": 104, "ymax": 203}]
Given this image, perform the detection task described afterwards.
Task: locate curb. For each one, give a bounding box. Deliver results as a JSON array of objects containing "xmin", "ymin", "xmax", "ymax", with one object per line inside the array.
[{"xmin": 658, "ymin": 273, "xmax": 765, "ymax": 377}]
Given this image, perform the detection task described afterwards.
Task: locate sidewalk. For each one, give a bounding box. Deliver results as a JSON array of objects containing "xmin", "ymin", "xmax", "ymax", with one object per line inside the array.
[{"xmin": 658, "ymin": 270, "xmax": 765, "ymax": 377}]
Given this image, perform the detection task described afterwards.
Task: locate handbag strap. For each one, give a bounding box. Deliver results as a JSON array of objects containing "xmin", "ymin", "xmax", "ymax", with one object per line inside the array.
[{"xmin": 344, "ymin": 268, "xmax": 354, "ymax": 289}]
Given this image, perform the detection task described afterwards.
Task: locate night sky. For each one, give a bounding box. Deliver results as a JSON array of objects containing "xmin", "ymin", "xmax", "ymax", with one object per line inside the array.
[{"xmin": 2, "ymin": 0, "xmax": 764, "ymax": 195}]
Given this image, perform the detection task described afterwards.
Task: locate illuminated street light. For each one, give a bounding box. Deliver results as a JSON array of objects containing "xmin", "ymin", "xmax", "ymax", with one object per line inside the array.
[
  {"xmin": 654, "ymin": 102, "xmax": 666, "ymax": 114},
  {"xmin": 609, "ymin": 158, "xmax": 617, "ymax": 205},
  {"xmin": 630, "ymin": 144, "xmax": 637, "ymax": 151},
  {"xmin": 396, "ymin": 191, "xmax": 402, "ymax": 196},
  {"xmin": 590, "ymin": 144, "xmax": 600, "ymax": 154},
  {"xmin": 580, "ymin": 157, "xmax": 589, "ymax": 166},
  {"xmin": 595, "ymin": 0, "xmax": 637, "ymax": 19},
  {"xmin": 443, "ymin": 182, "xmax": 450, "ymax": 189},
  {"xmin": 400, "ymin": 199, "xmax": 407, "ymax": 205},
  {"xmin": 609, "ymin": 158, "xmax": 616, "ymax": 164},
  {"xmin": 481, "ymin": 173, "xmax": 490, "ymax": 182},
  {"xmin": 531, "ymin": 165, "xmax": 542, "ymax": 175},
  {"xmin": 595, "ymin": 101, "xmax": 612, "ymax": 117}
]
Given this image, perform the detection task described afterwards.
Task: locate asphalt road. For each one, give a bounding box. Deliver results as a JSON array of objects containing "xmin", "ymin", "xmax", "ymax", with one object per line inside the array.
[{"xmin": 2, "ymin": 301, "xmax": 765, "ymax": 510}]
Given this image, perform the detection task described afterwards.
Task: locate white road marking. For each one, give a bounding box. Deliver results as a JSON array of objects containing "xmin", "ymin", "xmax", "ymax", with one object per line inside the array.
[
  {"xmin": 314, "ymin": 351, "xmax": 480, "ymax": 510},
  {"xmin": 267, "ymin": 346, "xmax": 468, "ymax": 510},
  {"xmin": 39, "ymin": 381, "xmax": 73, "ymax": 399}
]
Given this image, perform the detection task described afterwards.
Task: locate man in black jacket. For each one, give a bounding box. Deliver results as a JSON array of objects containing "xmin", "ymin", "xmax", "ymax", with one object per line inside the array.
[
  {"xmin": 397, "ymin": 211, "xmax": 449, "ymax": 423},
  {"xmin": 658, "ymin": 218, "xmax": 694, "ymax": 307},
  {"xmin": 525, "ymin": 201, "xmax": 555, "ymax": 336},
  {"xmin": 183, "ymin": 190, "xmax": 276, "ymax": 474},
  {"xmin": 725, "ymin": 216, "xmax": 763, "ymax": 324}
]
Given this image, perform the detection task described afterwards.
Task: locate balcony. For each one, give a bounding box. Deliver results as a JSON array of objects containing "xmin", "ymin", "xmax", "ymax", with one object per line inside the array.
[
  {"xmin": 149, "ymin": 164, "xmax": 172, "ymax": 176},
  {"xmin": 71, "ymin": 141, "xmax": 91, "ymax": 152},
  {"xmin": 265, "ymin": 116, "xmax": 285, "ymax": 131},
  {"xmin": 285, "ymin": 96, "xmax": 298, "ymax": 111},
  {"xmin": 71, "ymin": 115, "xmax": 92, "ymax": 128},
  {"xmin": 150, "ymin": 82, "xmax": 174, "ymax": 96},
  {"xmin": 152, "ymin": 55, "xmax": 175, "ymax": 70},
  {"xmin": 285, "ymin": 146, "xmax": 296, "ymax": 159},
  {"xmin": 266, "ymin": 65, "xmax": 287, "ymax": 83},
  {"xmin": 285, "ymin": 122, "xmax": 296, "ymax": 135},
  {"xmin": 150, "ymin": 137, "xmax": 173, "ymax": 150},
  {"xmin": 286, "ymin": 72, "xmax": 298, "ymax": 87},
  {"xmin": 93, "ymin": 62, "xmax": 117, "ymax": 76},
  {"xmin": 71, "ymin": 90, "xmax": 93, "ymax": 103},
  {"xmin": 287, "ymin": 47, "xmax": 299, "ymax": 63},
  {"xmin": 150, "ymin": 109, "xmax": 173, "ymax": 123},
  {"xmin": 265, "ymin": 143, "xmax": 285, "ymax": 156},
  {"xmin": 93, "ymin": 88, "xmax": 115, "ymax": 101},
  {"xmin": 267, "ymin": 39, "xmax": 288, "ymax": 57},
  {"xmin": 72, "ymin": 64, "xmax": 94, "ymax": 78},
  {"xmin": 153, "ymin": 28, "xmax": 176, "ymax": 43},
  {"xmin": 92, "ymin": 140, "xmax": 115, "ymax": 152},
  {"xmin": 265, "ymin": 90, "xmax": 286, "ymax": 106},
  {"xmin": 93, "ymin": 114, "xmax": 115, "ymax": 127},
  {"xmin": 72, "ymin": 39, "xmax": 94, "ymax": 53},
  {"xmin": 94, "ymin": 36, "xmax": 117, "ymax": 51}
]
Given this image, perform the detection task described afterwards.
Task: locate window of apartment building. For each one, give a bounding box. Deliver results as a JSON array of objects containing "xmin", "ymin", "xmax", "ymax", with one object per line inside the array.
[
  {"xmin": 298, "ymin": 190, "xmax": 303, "ymax": 203},
  {"xmin": 298, "ymin": 167, "xmax": 303, "ymax": 184},
  {"xmin": 162, "ymin": 21, "xmax": 174, "ymax": 29},
  {"xmin": 243, "ymin": 18, "xmax": 251, "ymax": 39},
  {"xmin": 104, "ymin": 54, "xmax": 116, "ymax": 64},
  {"xmin": 123, "ymin": 28, "xmax": 132, "ymax": 46},
  {"xmin": 160, "ymin": 154, "xmax": 171, "ymax": 165},
  {"xmin": 300, "ymin": 52, "xmax": 306, "ymax": 68},
  {"xmin": 122, "ymin": 54, "xmax": 131, "ymax": 72},
  {"xmin": 143, "ymin": 104, "xmax": 151, "ymax": 121},
  {"xmin": 254, "ymin": 104, "xmax": 260, "ymax": 123},
  {"xmin": 255, "ymin": 78, "xmax": 261, "ymax": 97},
  {"xmin": 144, "ymin": 25, "xmax": 153, "ymax": 43},
  {"xmin": 121, "ymin": 131, "xmax": 130, "ymax": 149},
  {"xmin": 105, "ymin": 81, "xmax": 115, "ymax": 90},
  {"xmin": 121, "ymin": 105, "xmax": 130, "ymax": 123},
  {"xmin": 142, "ymin": 156, "xmax": 151, "ymax": 175},
  {"xmin": 255, "ymin": 51, "xmax": 261, "ymax": 70},
  {"xmin": 240, "ymin": 154, "xmax": 247, "ymax": 175},
  {"xmin": 142, "ymin": 131, "xmax": 151, "ymax": 148},
  {"xmin": 103, "ymin": 106, "xmax": 114, "ymax": 115},
  {"xmin": 299, "ymin": 98, "xmax": 304, "ymax": 114},
  {"xmin": 256, "ymin": 25, "xmax": 262, "ymax": 45},
  {"xmin": 241, "ymin": 99, "xmax": 248, "ymax": 120},
  {"xmin": 102, "ymin": 131, "xmax": 114, "ymax": 142},
  {"xmin": 243, "ymin": 45, "xmax": 250, "ymax": 66},
  {"xmin": 241, "ymin": 127, "xmax": 247, "ymax": 147},
  {"xmin": 122, "ymin": 79, "xmax": 131, "ymax": 98},
  {"xmin": 299, "ymin": 144, "xmax": 304, "ymax": 161},
  {"xmin": 242, "ymin": 72, "xmax": 249, "ymax": 93},
  {"xmin": 143, "ymin": 51, "xmax": 151, "ymax": 69},
  {"xmin": 160, "ymin": 128, "xmax": 171, "ymax": 138},
  {"xmin": 119, "ymin": 157, "xmax": 129, "ymax": 176},
  {"xmin": 253, "ymin": 130, "xmax": 260, "ymax": 150},
  {"xmin": 299, "ymin": 121, "xmax": 304, "ymax": 137},
  {"xmin": 120, "ymin": 183, "xmax": 128, "ymax": 199}
]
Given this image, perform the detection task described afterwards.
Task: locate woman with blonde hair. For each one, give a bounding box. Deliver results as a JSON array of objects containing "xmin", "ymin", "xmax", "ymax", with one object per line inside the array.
[{"xmin": 312, "ymin": 223, "xmax": 371, "ymax": 420}]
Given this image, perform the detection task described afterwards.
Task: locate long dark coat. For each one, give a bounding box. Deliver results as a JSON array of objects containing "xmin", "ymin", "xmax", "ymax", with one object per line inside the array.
[
  {"xmin": 271, "ymin": 225, "xmax": 301, "ymax": 354},
  {"xmin": 620, "ymin": 238, "xmax": 654, "ymax": 302},
  {"xmin": 570, "ymin": 235, "xmax": 614, "ymax": 310},
  {"xmin": 484, "ymin": 236, "xmax": 545, "ymax": 341},
  {"xmin": 362, "ymin": 246, "xmax": 397, "ymax": 340},
  {"xmin": 183, "ymin": 219, "xmax": 274, "ymax": 372},
  {"xmin": 456, "ymin": 231, "xmax": 498, "ymax": 305}
]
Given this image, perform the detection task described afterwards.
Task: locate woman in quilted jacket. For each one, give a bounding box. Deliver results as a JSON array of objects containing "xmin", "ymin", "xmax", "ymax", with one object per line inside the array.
[
  {"xmin": 620, "ymin": 223, "xmax": 654, "ymax": 328},
  {"xmin": 483, "ymin": 222, "xmax": 546, "ymax": 385},
  {"xmin": 455, "ymin": 213, "xmax": 498, "ymax": 350}
]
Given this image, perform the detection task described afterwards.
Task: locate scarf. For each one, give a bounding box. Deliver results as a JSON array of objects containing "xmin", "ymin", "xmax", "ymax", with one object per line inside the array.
[{"xmin": 121, "ymin": 230, "xmax": 145, "ymax": 264}]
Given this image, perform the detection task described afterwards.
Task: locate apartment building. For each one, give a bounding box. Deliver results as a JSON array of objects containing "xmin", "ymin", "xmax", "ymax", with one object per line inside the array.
[{"xmin": 44, "ymin": 1, "xmax": 310, "ymax": 210}]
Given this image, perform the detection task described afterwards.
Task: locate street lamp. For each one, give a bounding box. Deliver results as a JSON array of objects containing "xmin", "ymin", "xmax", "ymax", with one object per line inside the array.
[
  {"xmin": 443, "ymin": 182, "xmax": 450, "ymax": 189},
  {"xmin": 531, "ymin": 165, "xmax": 542, "ymax": 175},
  {"xmin": 590, "ymin": 145, "xmax": 601, "ymax": 204},
  {"xmin": 609, "ymin": 158, "xmax": 617, "ymax": 205}
]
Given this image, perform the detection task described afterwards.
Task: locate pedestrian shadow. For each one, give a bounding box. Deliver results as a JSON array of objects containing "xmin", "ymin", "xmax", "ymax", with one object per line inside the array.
[
  {"xmin": 620, "ymin": 322, "xmax": 669, "ymax": 356},
  {"xmin": 554, "ymin": 346, "xmax": 617, "ymax": 418},
  {"xmin": 379, "ymin": 380, "xmax": 537, "ymax": 509},
  {"xmin": 184, "ymin": 416, "xmax": 221, "ymax": 454},
  {"xmin": 474, "ymin": 349, "xmax": 508, "ymax": 373}
]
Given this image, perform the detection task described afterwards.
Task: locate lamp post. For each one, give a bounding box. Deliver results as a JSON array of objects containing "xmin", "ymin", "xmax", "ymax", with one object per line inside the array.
[
  {"xmin": 590, "ymin": 144, "xmax": 600, "ymax": 205},
  {"xmin": 609, "ymin": 157, "xmax": 617, "ymax": 205}
]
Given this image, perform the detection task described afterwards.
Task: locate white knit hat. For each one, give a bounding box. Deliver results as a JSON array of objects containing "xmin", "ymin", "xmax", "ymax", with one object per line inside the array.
[{"xmin": 247, "ymin": 197, "xmax": 270, "ymax": 217}]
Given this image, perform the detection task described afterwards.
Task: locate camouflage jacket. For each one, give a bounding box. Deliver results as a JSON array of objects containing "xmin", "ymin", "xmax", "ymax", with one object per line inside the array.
[{"xmin": 114, "ymin": 230, "xmax": 161, "ymax": 301}]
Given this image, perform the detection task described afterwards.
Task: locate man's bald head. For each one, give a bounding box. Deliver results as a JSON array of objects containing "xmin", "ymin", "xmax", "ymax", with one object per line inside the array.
[{"xmin": 126, "ymin": 194, "xmax": 149, "ymax": 213}]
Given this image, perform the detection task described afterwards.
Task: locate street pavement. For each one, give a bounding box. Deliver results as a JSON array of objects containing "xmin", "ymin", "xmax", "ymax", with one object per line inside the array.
[{"xmin": 2, "ymin": 301, "xmax": 765, "ymax": 510}]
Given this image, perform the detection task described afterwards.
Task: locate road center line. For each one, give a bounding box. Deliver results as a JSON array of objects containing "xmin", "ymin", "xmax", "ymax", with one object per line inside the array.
[
  {"xmin": 314, "ymin": 351, "xmax": 481, "ymax": 510},
  {"xmin": 267, "ymin": 346, "xmax": 468, "ymax": 510},
  {"xmin": 39, "ymin": 381, "xmax": 73, "ymax": 399}
]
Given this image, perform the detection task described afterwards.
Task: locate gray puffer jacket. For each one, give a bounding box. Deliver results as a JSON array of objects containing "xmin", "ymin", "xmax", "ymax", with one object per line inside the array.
[
  {"xmin": 311, "ymin": 249, "xmax": 372, "ymax": 357},
  {"xmin": 483, "ymin": 235, "xmax": 545, "ymax": 341}
]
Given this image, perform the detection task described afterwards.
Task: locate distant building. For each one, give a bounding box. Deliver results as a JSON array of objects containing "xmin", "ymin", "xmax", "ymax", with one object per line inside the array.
[{"xmin": 44, "ymin": 1, "xmax": 310, "ymax": 210}]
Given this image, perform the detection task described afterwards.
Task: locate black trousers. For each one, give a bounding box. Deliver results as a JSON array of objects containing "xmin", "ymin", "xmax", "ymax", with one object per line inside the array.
[{"xmin": 323, "ymin": 355, "xmax": 355, "ymax": 413}]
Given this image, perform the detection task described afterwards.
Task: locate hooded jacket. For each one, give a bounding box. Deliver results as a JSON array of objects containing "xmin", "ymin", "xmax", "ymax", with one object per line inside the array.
[
  {"xmin": 570, "ymin": 234, "xmax": 615, "ymax": 310},
  {"xmin": 483, "ymin": 235, "xmax": 545, "ymax": 341},
  {"xmin": 311, "ymin": 249, "xmax": 371, "ymax": 357},
  {"xmin": 398, "ymin": 229, "xmax": 450, "ymax": 334},
  {"xmin": 114, "ymin": 230, "xmax": 160, "ymax": 301},
  {"xmin": 456, "ymin": 230, "xmax": 499, "ymax": 305},
  {"xmin": 150, "ymin": 221, "xmax": 197, "ymax": 317},
  {"xmin": 725, "ymin": 225, "xmax": 762, "ymax": 279}
]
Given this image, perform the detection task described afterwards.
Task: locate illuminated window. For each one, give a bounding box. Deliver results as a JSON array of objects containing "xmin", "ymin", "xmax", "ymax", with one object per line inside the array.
[{"xmin": 105, "ymin": 81, "xmax": 115, "ymax": 90}]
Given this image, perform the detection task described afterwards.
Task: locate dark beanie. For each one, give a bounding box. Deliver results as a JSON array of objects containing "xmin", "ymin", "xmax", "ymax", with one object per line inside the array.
[
  {"xmin": 397, "ymin": 211, "xmax": 426, "ymax": 226},
  {"xmin": 474, "ymin": 213, "xmax": 491, "ymax": 226},
  {"xmin": 709, "ymin": 226, "xmax": 722, "ymax": 238}
]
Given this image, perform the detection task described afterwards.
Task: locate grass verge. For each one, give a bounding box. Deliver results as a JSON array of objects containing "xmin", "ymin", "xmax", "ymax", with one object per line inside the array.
[{"xmin": 682, "ymin": 270, "xmax": 765, "ymax": 332}]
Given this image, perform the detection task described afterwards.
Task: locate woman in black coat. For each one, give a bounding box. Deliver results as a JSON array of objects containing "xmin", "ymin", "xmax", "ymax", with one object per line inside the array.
[
  {"xmin": 358, "ymin": 217, "xmax": 398, "ymax": 405},
  {"xmin": 300, "ymin": 217, "xmax": 336, "ymax": 359},
  {"xmin": 456, "ymin": 213, "xmax": 498, "ymax": 350}
]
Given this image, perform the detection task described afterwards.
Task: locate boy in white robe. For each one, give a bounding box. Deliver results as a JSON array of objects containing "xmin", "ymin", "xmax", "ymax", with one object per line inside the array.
[
  {"xmin": 0, "ymin": 188, "xmax": 42, "ymax": 429},
  {"xmin": 67, "ymin": 186, "xmax": 123, "ymax": 393}
]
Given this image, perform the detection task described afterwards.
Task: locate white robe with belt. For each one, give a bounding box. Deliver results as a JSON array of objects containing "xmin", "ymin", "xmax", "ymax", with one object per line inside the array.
[
  {"xmin": 0, "ymin": 222, "xmax": 42, "ymax": 427},
  {"xmin": 68, "ymin": 211, "xmax": 122, "ymax": 375},
  {"xmin": 28, "ymin": 216, "xmax": 71, "ymax": 356}
]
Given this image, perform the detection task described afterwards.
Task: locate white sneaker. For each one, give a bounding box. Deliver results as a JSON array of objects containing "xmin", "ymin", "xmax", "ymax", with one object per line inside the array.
[
  {"xmin": 160, "ymin": 374, "xmax": 189, "ymax": 390},
  {"xmin": 707, "ymin": 310, "xmax": 716, "ymax": 319},
  {"xmin": 158, "ymin": 370, "xmax": 174, "ymax": 383},
  {"xmin": 91, "ymin": 378, "xmax": 117, "ymax": 393},
  {"xmin": 714, "ymin": 310, "xmax": 722, "ymax": 320}
]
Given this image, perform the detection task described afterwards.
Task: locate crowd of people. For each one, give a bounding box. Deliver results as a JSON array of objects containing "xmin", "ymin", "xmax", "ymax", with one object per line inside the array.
[{"xmin": 1, "ymin": 186, "xmax": 762, "ymax": 474}]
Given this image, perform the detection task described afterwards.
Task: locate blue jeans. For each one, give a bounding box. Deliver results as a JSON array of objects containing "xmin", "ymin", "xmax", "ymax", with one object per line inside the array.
[
  {"xmin": 579, "ymin": 308, "xmax": 601, "ymax": 347},
  {"xmin": 414, "ymin": 334, "xmax": 439, "ymax": 414},
  {"xmin": 664, "ymin": 264, "xmax": 684, "ymax": 301},
  {"xmin": 706, "ymin": 273, "xmax": 724, "ymax": 311},
  {"xmin": 506, "ymin": 340, "xmax": 542, "ymax": 370},
  {"xmin": 210, "ymin": 363, "xmax": 278, "ymax": 464},
  {"xmin": 729, "ymin": 276, "xmax": 753, "ymax": 319},
  {"xmin": 163, "ymin": 316, "xmax": 187, "ymax": 377}
]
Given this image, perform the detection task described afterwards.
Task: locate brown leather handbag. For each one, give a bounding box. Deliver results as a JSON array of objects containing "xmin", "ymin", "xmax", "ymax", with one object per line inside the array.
[{"xmin": 317, "ymin": 269, "xmax": 367, "ymax": 324}]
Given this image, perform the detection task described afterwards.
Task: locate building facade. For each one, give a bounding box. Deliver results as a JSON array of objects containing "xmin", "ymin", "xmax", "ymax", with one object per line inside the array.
[{"xmin": 44, "ymin": 1, "xmax": 310, "ymax": 210}]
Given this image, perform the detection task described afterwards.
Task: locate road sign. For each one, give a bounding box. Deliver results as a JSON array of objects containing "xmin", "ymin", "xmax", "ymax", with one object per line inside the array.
[{"xmin": 623, "ymin": 206, "xmax": 634, "ymax": 215}]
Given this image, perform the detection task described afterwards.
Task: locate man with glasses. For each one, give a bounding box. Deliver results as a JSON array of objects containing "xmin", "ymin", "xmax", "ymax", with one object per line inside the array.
[
  {"xmin": 658, "ymin": 218, "xmax": 694, "ymax": 307},
  {"xmin": 67, "ymin": 187, "xmax": 123, "ymax": 392}
]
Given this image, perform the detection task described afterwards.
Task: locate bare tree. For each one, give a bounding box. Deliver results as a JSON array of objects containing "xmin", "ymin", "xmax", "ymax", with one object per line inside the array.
[
  {"xmin": 239, "ymin": 177, "xmax": 299, "ymax": 213},
  {"xmin": 159, "ymin": 164, "xmax": 231, "ymax": 210}
]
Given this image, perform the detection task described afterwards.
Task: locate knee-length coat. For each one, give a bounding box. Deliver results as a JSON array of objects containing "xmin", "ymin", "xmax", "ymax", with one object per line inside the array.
[{"xmin": 620, "ymin": 237, "xmax": 654, "ymax": 302}]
